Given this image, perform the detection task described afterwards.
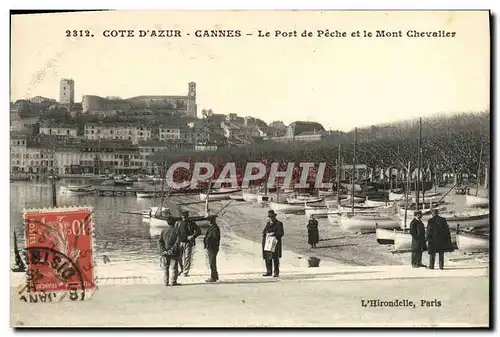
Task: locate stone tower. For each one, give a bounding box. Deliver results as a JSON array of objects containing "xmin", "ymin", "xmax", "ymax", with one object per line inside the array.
[
  {"xmin": 187, "ymin": 82, "xmax": 197, "ymax": 118},
  {"xmin": 60, "ymin": 78, "xmax": 75, "ymax": 106}
]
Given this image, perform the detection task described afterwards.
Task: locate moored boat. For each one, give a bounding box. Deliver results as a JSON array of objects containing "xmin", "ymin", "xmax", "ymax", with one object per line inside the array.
[
  {"xmin": 287, "ymin": 195, "xmax": 324, "ymax": 205},
  {"xmin": 229, "ymin": 194, "xmax": 245, "ymax": 201},
  {"xmin": 268, "ymin": 201, "xmax": 305, "ymax": 214},
  {"xmin": 242, "ymin": 191, "xmax": 259, "ymax": 202},
  {"xmin": 10, "ymin": 174, "xmax": 33, "ymax": 181},
  {"xmin": 397, "ymin": 209, "xmax": 489, "ymax": 230},
  {"xmin": 339, "ymin": 213, "xmax": 399, "ymax": 234},
  {"xmin": 376, "ymin": 227, "xmax": 395, "ymax": 244},
  {"xmin": 465, "ymin": 195, "xmax": 489, "ymax": 208},
  {"xmin": 393, "ymin": 231, "xmax": 412, "ymax": 251},
  {"xmin": 456, "ymin": 231, "xmax": 489, "ymax": 252},
  {"xmin": 304, "ymin": 205, "xmax": 329, "ymax": 218},
  {"xmin": 199, "ymin": 188, "xmax": 239, "ymax": 201},
  {"xmin": 61, "ymin": 185, "xmax": 96, "ymax": 196},
  {"xmin": 137, "ymin": 191, "xmax": 160, "ymax": 199}
]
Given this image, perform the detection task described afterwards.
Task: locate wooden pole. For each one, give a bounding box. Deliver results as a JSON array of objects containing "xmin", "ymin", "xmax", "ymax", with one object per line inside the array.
[
  {"xmin": 351, "ymin": 128, "xmax": 357, "ymax": 214},
  {"xmin": 475, "ymin": 147, "xmax": 483, "ymax": 197},
  {"xmin": 404, "ymin": 161, "xmax": 411, "ymax": 230},
  {"xmin": 416, "ymin": 118, "xmax": 422, "ymax": 210},
  {"xmin": 51, "ymin": 172, "xmax": 57, "ymax": 208},
  {"xmin": 336, "ymin": 144, "xmax": 341, "ymax": 207}
]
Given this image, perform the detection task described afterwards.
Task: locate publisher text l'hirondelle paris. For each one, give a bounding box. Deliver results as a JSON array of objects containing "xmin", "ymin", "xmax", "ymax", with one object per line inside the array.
[{"xmin": 165, "ymin": 162, "xmax": 332, "ymax": 189}]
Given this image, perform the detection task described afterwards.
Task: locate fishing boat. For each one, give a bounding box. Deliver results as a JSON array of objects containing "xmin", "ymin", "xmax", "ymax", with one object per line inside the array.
[
  {"xmin": 229, "ymin": 194, "xmax": 245, "ymax": 201},
  {"xmin": 242, "ymin": 190, "xmax": 259, "ymax": 202},
  {"xmin": 199, "ymin": 188, "xmax": 239, "ymax": 201},
  {"xmin": 10, "ymin": 174, "xmax": 33, "ymax": 181},
  {"xmin": 364, "ymin": 199, "xmax": 393, "ymax": 207},
  {"xmin": 318, "ymin": 190, "xmax": 336, "ymax": 197},
  {"xmin": 397, "ymin": 209, "xmax": 489, "ymax": 230},
  {"xmin": 137, "ymin": 191, "xmax": 160, "ymax": 199},
  {"xmin": 268, "ymin": 201, "xmax": 305, "ymax": 214},
  {"xmin": 286, "ymin": 195, "xmax": 324, "ymax": 205},
  {"xmin": 375, "ymin": 227, "xmax": 395, "ymax": 244},
  {"xmin": 304, "ymin": 205, "xmax": 329, "ymax": 218},
  {"xmin": 64, "ymin": 186, "xmax": 96, "ymax": 196},
  {"xmin": 393, "ymin": 231, "xmax": 412, "ymax": 251},
  {"xmin": 256, "ymin": 193, "xmax": 269, "ymax": 203},
  {"xmin": 456, "ymin": 231, "xmax": 489, "ymax": 253},
  {"xmin": 465, "ymin": 195, "xmax": 489, "ymax": 208},
  {"xmin": 411, "ymin": 193, "xmax": 443, "ymax": 204},
  {"xmin": 143, "ymin": 206, "xmax": 170, "ymax": 222},
  {"xmin": 339, "ymin": 213, "xmax": 399, "ymax": 234}
]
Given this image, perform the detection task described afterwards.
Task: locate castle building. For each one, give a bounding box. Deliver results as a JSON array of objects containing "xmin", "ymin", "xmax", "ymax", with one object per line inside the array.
[{"xmin": 60, "ymin": 79, "xmax": 75, "ymax": 106}]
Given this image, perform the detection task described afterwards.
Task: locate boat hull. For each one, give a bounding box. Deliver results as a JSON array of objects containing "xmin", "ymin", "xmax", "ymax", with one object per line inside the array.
[
  {"xmin": 304, "ymin": 206, "xmax": 329, "ymax": 218},
  {"xmin": 456, "ymin": 232, "xmax": 489, "ymax": 252},
  {"xmin": 200, "ymin": 192, "xmax": 232, "ymax": 201},
  {"xmin": 393, "ymin": 232, "xmax": 413, "ymax": 251},
  {"xmin": 376, "ymin": 228, "xmax": 395, "ymax": 244},
  {"xmin": 465, "ymin": 195, "xmax": 489, "ymax": 208},
  {"xmin": 268, "ymin": 202, "xmax": 305, "ymax": 214},
  {"xmin": 339, "ymin": 214, "xmax": 399, "ymax": 234},
  {"xmin": 242, "ymin": 192, "xmax": 258, "ymax": 202},
  {"xmin": 398, "ymin": 211, "xmax": 489, "ymax": 230}
]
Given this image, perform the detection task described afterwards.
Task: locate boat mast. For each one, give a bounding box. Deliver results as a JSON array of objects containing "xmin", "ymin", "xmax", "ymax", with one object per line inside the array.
[
  {"xmin": 336, "ymin": 144, "xmax": 341, "ymax": 207},
  {"xmin": 159, "ymin": 157, "xmax": 166, "ymax": 210},
  {"xmin": 404, "ymin": 161, "xmax": 411, "ymax": 229},
  {"xmin": 351, "ymin": 128, "xmax": 357, "ymax": 214},
  {"xmin": 416, "ymin": 117, "xmax": 422, "ymax": 210},
  {"xmin": 475, "ymin": 146, "xmax": 483, "ymax": 197}
]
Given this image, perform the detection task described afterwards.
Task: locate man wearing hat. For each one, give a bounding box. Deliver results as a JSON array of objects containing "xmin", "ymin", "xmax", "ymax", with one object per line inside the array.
[
  {"xmin": 426, "ymin": 208, "xmax": 453, "ymax": 270},
  {"xmin": 410, "ymin": 210, "xmax": 426, "ymax": 268},
  {"xmin": 158, "ymin": 216, "xmax": 181, "ymax": 286},
  {"xmin": 261, "ymin": 210, "xmax": 285, "ymax": 277},
  {"xmin": 177, "ymin": 210, "xmax": 201, "ymax": 277}
]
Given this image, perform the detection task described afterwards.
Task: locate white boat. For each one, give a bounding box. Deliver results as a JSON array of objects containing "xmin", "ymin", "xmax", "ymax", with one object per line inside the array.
[
  {"xmin": 145, "ymin": 207, "xmax": 171, "ymax": 224},
  {"xmin": 286, "ymin": 195, "xmax": 324, "ymax": 204},
  {"xmin": 456, "ymin": 232, "xmax": 489, "ymax": 252},
  {"xmin": 304, "ymin": 205, "xmax": 329, "ymax": 218},
  {"xmin": 376, "ymin": 227, "xmax": 395, "ymax": 244},
  {"xmin": 318, "ymin": 190, "xmax": 336, "ymax": 197},
  {"xmin": 341, "ymin": 196, "xmax": 365, "ymax": 204},
  {"xmin": 268, "ymin": 201, "xmax": 305, "ymax": 214},
  {"xmin": 137, "ymin": 191, "xmax": 159, "ymax": 199},
  {"xmin": 229, "ymin": 194, "xmax": 245, "ymax": 201},
  {"xmin": 339, "ymin": 213, "xmax": 399, "ymax": 234},
  {"xmin": 60, "ymin": 184, "xmax": 95, "ymax": 196},
  {"xmin": 389, "ymin": 192, "xmax": 406, "ymax": 201},
  {"xmin": 218, "ymin": 187, "xmax": 242, "ymax": 193},
  {"xmin": 364, "ymin": 199, "xmax": 392, "ymax": 207},
  {"xmin": 465, "ymin": 195, "xmax": 489, "ymax": 208},
  {"xmin": 199, "ymin": 189, "xmax": 239, "ymax": 201},
  {"xmin": 327, "ymin": 212, "xmax": 342, "ymax": 225},
  {"xmin": 398, "ymin": 209, "xmax": 489, "ymax": 230},
  {"xmin": 242, "ymin": 191, "xmax": 259, "ymax": 202},
  {"xmin": 393, "ymin": 231, "xmax": 412, "ymax": 251}
]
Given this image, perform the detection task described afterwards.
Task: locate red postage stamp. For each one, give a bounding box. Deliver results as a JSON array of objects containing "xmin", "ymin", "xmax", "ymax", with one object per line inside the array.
[{"xmin": 23, "ymin": 207, "xmax": 96, "ymax": 301}]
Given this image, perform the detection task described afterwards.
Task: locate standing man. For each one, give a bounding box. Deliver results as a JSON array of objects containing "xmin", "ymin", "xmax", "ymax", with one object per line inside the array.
[
  {"xmin": 158, "ymin": 216, "xmax": 181, "ymax": 286},
  {"xmin": 307, "ymin": 215, "xmax": 319, "ymax": 249},
  {"xmin": 262, "ymin": 210, "xmax": 284, "ymax": 277},
  {"xmin": 204, "ymin": 217, "xmax": 221, "ymax": 283},
  {"xmin": 426, "ymin": 208, "xmax": 453, "ymax": 270},
  {"xmin": 410, "ymin": 210, "xmax": 426, "ymax": 268},
  {"xmin": 177, "ymin": 210, "xmax": 201, "ymax": 277}
]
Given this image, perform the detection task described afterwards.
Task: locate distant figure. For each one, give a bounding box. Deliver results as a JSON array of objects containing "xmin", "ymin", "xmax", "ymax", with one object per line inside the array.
[
  {"xmin": 307, "ymin": 215, "xmax": 319, "ymax": 249},
  {"xmin": 426, "ymin": 208, "xmax": 453, "ymax": 270},
  {"xmin": 262, "ymin": 210, "xmax": 284, "ymax": 277},
  {"xmin": 177, "ymin": 210, "xmax": 201, "ymax": 277},
  {"xmin": 158, "ymin": 216, "xmax": 181, "ymax": 286},
  {"xmin": 203, "ymin": 217, "xmax": 221, "ymax": 283},
  {"xmin": 410, "ymin": 210, "xmax": 426, "ymax": 268}
]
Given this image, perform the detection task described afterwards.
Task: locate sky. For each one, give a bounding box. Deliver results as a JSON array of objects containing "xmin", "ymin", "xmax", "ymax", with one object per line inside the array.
[{"xmin": 10, "ymin": 10, "xmax": 490, "ymax": 131}]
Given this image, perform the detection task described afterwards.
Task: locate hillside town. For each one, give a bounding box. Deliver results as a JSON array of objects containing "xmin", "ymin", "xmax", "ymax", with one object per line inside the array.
[{"xmin": 10, "ymin": 78, "xmax": 332, "ymax": 176}]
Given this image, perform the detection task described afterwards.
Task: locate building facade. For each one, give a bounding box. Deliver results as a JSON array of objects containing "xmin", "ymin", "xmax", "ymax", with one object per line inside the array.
[
  {"xmin": 84, "ymin": 123, "xmax": 153, "ymax": 145},
  {"xmin": 39, "ymin": 123, "xmax": 78, "ymax": 138}
]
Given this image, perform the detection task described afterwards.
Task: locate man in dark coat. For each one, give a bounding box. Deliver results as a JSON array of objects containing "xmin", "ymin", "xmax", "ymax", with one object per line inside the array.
[
  {"xmin": 410, "ymin": 210, "xmax": 426, "ymax": 268},
  {"xmin": 177, "ymin": 210, "xmax": 202, "ymax": 277},
  {"xmin": 203, "ymin": 217, "xmax": 221, "ymax": 283},
  {"xmin": 262, "ymin": 210, "xmax": 284, "ymax": 277},
  {"xmin": 426, "ymin": 208, "xmax": 453, "ymax": 270},
  {"xmin": 307, "ymin": 215, "xmax": 319, "ymax": 249},
  {"xmin": 158, "ymin": 216, "xmax": 181, "ymax": 286}
]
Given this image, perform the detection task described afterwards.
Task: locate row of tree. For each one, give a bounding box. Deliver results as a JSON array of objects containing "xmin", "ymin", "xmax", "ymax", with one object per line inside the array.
[{"xmin": 150, "ymin": 111, "xmax": 490, "ymax": 186}]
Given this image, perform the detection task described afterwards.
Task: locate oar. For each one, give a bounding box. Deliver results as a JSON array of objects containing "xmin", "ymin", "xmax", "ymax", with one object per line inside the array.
[{"xmin": 120, "ymin": 211, "xmax": 144, "ymax": 215}]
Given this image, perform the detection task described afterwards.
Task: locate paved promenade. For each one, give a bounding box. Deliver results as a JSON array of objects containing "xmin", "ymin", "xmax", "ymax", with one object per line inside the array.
[{"xmin": 11, "ymin": 262, "xmax": 489, "ymax": 327}]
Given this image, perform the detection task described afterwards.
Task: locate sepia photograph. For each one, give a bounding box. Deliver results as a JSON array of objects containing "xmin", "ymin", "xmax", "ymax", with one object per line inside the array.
[{"xmin": 8, "ymin": 9, "xmax": 491, "ymax": 328}]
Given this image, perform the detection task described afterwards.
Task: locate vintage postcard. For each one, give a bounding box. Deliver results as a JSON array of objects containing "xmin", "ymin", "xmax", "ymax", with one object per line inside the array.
[{"xmin": 9, "ymin": 10, "xmax": 490, "ymax": 327}]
